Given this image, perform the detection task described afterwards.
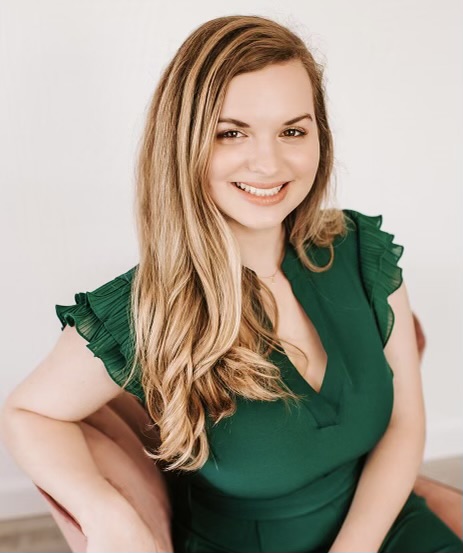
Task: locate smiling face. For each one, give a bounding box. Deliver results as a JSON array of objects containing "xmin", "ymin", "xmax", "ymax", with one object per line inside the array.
[{"xmin": 208, "ymin": 59, "xmax": 320, "ymax": 234}]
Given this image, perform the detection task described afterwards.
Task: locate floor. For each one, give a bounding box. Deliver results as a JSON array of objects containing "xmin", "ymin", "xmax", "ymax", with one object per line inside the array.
[{"xmin": 0, "ymin": 456, "xmax": 461, "ymax": 552}]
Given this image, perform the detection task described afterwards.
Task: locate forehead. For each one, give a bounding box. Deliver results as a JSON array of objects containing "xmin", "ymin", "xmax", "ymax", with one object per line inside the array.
[{"xmin": 219, "ymin": 60, "xmax": 315, "ymax": 121}]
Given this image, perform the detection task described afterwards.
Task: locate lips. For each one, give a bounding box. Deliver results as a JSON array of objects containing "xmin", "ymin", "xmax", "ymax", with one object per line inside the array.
[
  {"xmin": 233, "ymin": 182, "xmax": 285, "ymax": 197},
  {"xmin": 230, "ymin": 179, "xmax": 290, "ymax": 204},
  {"xmin": 232, "ymin": 181, "xmax": 289, "ymax": 189}
]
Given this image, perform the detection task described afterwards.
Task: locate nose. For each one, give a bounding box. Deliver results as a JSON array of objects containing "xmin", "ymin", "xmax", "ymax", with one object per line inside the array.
[{"xmin": 245, "ymin": 137, "xmax": 281, "ymax": 176}]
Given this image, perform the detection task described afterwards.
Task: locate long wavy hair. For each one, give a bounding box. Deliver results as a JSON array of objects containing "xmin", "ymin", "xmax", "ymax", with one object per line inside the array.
[{"xmin": 122, "ymin": 15, "xmax": 347, "ymax": 471}]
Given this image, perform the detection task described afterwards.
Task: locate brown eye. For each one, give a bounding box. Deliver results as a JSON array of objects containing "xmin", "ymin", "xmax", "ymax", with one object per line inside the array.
[
  {"xmin": 283, "ymin": 128, "xmax": 306, "ymax": 137},
  {"xmin": 217, "ymin": 130, "xmax": 244, "ymax": 139}
]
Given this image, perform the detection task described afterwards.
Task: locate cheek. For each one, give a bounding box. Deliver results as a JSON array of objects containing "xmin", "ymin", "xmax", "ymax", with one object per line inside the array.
[
  {"xmin": 290, "ymin": 149, "xmax": 320, "ymax": 177},
  {"xmin": 302, "ymin": 141, "xmax": 320, "ymax": 175},
  {"xmin": 207, "ymin": 168, "xmax": 229, "ymax": 205},
  {"xmin": 209, "ymin": 147, "xmax": 238, "ymax": 179}
]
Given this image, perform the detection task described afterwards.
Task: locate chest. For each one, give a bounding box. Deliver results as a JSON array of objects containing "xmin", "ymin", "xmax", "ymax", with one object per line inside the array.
[
  {"xmin": 198, "ymin": 263, "xmax": 394, "ymax": 498},
  {"xmin": 266, "ymin": 274, "xmax": 328, "ymax": 394}
]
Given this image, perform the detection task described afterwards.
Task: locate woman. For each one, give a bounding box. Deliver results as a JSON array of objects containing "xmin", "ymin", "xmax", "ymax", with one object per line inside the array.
[{"xmin": 3, "ymin": 14, "xmax": 463, "ymax": 553}]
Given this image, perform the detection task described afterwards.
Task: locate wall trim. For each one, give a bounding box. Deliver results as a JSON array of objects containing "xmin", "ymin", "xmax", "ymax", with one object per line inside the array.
[{"xmin": 423, "ymin": 418, "xmax": 463, "ymax": 461}]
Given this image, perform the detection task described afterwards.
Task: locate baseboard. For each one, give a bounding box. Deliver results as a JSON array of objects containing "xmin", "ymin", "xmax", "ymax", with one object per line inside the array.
[{"xmin": 423, "ymin": 418, "xmax": 463, "ymax": 461}]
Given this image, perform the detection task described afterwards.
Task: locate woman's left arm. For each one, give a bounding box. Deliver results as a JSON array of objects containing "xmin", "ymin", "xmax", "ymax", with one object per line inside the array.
[{"xmin": 328, "ymin": 280, "xmax": 426, "ymax": 553}]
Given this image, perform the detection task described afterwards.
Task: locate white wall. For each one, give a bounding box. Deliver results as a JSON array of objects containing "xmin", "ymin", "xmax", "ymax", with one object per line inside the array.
[{"xmin": 1, "ymin": 0, "xmax": 461, "ymax": 519}]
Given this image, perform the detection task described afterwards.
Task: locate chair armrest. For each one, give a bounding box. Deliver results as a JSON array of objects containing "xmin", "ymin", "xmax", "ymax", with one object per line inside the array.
[
  {"xmin": 413, "ymin": 475, "xmax": 463, "ymax": 539},
  {"xmin": 35, "ymin": 484, "xmax": 86, "ymax": 552}
]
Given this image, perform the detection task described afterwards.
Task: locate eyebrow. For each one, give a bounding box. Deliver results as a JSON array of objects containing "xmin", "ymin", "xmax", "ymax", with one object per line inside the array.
[{"xmin": 217, "ymin": 113, "xmax": 313, "ymax": 127}]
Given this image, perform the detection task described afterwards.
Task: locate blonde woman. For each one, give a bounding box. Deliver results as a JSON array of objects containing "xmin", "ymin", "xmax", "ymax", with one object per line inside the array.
[{"xmin": 2, "ymin": 14, "xmax": 463, "ymax": 553}]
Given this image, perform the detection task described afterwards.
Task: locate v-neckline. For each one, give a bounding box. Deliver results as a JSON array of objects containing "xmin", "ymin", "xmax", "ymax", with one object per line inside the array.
[
  {"xmin": 279, "ymin": 239, "xmax": 331, "ymax": 395},
  {"xmin": 273, "ymin": 343, "xmax": 332, "ymax": 397},
  {"xmin": 275, "ymin": 304, "xmax": 331, "ymax": 397},
  {"xmin": 271, "ymin": 239, "xmax": 348, "ymax": 427}
]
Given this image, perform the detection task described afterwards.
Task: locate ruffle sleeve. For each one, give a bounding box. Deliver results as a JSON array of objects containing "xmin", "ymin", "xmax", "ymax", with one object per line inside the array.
[
  {"xmin": 343, "ymin": 209, "xmax": 405, "ymax": 348},
  {"xmin": 55, "ymin": 266, "xmax": 144, "ymax": 401}
]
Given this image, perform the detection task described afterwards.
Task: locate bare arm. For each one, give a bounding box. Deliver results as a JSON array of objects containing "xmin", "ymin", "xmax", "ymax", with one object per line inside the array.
[
  {"xmin": 0, "ymin": 325, "xmax": 160, "ymax": 546},
  {"xmin": 1, "ymin": 408, "xmax": 136, "ymax": 532},
  {"xmin": 328, "ymin": 281, "xmax": 426, "ymax": 552}
]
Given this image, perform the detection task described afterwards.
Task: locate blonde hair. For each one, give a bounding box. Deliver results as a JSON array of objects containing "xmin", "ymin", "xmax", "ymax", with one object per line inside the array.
[{"xmin": 122, "ymin": 15, "xmax": 347, "ymax": 471}]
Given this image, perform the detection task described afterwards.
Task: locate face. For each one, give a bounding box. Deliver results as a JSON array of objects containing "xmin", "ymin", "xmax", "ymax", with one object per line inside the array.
[{"xmin": 208, "ymin": 59, "xmax": 320, "ymax": 234}]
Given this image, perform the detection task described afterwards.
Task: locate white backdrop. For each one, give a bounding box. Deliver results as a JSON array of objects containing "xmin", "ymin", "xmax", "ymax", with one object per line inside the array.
[{"xmin": 1, "ymin": 0, "xmax": 461, "ymax": 519}]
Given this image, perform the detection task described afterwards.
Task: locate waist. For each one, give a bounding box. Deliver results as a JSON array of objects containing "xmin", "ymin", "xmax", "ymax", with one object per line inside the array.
[{"xmin": 189, "ymin": 458, "xmax": 363, "ymax": 521}]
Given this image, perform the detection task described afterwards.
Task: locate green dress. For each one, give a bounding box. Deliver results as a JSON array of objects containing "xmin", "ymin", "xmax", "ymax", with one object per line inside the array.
[{"xmin": 55, "ymin": 209, "xmax": 463, "ymax": 553}]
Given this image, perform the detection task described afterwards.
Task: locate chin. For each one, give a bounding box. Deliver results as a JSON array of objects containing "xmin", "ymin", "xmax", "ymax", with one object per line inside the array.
[{"xmin": 231, "ymin": 215, "xmax": 287, "ymax": 231}]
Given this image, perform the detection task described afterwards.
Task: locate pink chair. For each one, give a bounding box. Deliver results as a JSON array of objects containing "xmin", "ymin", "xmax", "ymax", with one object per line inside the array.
[{"xmin": 34, "ymin": 315, "xmax": 462, "ymax": 552}]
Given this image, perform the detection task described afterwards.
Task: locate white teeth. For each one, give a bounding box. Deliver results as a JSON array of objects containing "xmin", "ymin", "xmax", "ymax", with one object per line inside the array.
[{"xmin": 233, "ymin": 182, "xmax": 284, "ymax": 196}]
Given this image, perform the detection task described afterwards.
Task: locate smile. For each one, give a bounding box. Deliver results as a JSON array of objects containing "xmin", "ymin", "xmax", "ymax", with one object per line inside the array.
[{"xmin": 232, "ymin": 182, "xmax": 288, "ymax": 197}]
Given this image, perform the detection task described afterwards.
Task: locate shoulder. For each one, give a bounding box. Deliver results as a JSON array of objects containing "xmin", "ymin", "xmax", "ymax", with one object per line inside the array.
[
  {"xmin": 340, "ymin": 208, "xmax": 392, "ymax": 237},
  {"xmin": 55, "ymin": 264, "xmax": 143, "ymax": 400},
  {"xmin": 337, "ymin": 208, "xmax": 404, "ymax": 267},
  {"xmin": 338, "ymin": 208, "xmax": 405, "ymax": 348},
  {"xmin": 314, "ymin": 208, "xmax": 386, "ymax": 252},
  {"xmin": 56, "ymin": 265, "xmax": 137, "ymax": 337}
]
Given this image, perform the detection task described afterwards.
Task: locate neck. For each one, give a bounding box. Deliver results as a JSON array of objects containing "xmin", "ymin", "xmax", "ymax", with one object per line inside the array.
[{"xmin": 227, "ymin": 220, "xmax": 286, "ymax": 276}]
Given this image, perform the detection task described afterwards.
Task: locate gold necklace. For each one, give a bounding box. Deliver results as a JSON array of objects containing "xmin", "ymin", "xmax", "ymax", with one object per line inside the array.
[{"xmin": 257, "ymin": 268, "xmax": 278, "ymax": 284}]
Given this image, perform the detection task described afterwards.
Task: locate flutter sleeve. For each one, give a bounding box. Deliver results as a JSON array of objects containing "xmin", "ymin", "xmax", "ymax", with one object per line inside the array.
[
  {"xmin": 343, "ymin": 209, "xmax": 405, "ymax": 348},
  {"xmin": 55, "ymin": 266, "xmax": 144, "ymax": 400}
]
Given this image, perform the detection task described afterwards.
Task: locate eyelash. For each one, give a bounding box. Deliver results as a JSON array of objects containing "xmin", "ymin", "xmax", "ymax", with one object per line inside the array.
[{"xmin": 216, "ymin": 128, "xmax": 307, "ymax": 140}]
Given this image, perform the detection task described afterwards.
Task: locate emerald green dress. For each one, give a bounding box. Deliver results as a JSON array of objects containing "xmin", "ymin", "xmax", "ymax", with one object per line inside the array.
[{"xmin": 55, "ymin": 209, "xmax": 463, "ymax": 553}]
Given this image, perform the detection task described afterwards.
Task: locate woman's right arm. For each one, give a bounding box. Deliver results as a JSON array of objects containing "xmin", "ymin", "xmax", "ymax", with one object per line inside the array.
[{"xmin": 0, "ymin": 325, "xmax": 161, "ymax": 550}]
